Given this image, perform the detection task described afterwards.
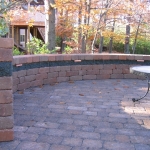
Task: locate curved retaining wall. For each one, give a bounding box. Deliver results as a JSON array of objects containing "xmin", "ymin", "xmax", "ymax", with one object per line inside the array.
[{"xmin": 12, "ymin": 54, "xmax": 150, "ymax": 92}]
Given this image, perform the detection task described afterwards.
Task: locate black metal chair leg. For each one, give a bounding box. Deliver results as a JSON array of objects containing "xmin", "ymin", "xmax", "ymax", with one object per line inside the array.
[{"xmin": 132, "ymin": 76, "xmax": 150, "ymax": 102}]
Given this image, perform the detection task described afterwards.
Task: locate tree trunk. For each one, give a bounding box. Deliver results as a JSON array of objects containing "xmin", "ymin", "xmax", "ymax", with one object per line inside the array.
[
  {"xmin": 109, "ymin": 20, "xmax": 115, "ymax": 53},
  {"xmin": 99, "ymin": 36, "xmax": 103, "ymax": 53},
  {"xmin": 132, "ymin": 15, "xmax": 142, "ymax": 54},
  {"xmin": 81, "ymin": 0, "xmax": 87, "ymax": 53},
  {"xmin": 60, "ymin": 37, "xmax": 65, "ymax": 53},
  {"xmin": 81, "ymin": 35, "xmax": 86, "ymax": 53},
  {"xmin": 78, "ymin": 3, "xmax": 82, "ymax": 51},
  {"xmin": 109, "ymin": 37, "xmax": 113, "ymax": 53},
  {"xmin": 45, "ymin": 0, "xmax": 55, "ymax": 51},
  {"xmin": 124, "ymin": 24, "xmax": 130, "ymax": 54}
]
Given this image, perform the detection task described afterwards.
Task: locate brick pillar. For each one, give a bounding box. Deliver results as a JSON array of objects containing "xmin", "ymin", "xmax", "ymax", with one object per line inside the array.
[{"xmin": 0, "ymin": 38, "xmax": 14, "ymax": 141}]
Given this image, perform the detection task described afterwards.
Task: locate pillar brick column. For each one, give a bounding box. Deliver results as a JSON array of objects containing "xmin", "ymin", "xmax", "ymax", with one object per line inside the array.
[{"xmin": 0, "ymin": 38, "xmax": 14, "ymax": 141}]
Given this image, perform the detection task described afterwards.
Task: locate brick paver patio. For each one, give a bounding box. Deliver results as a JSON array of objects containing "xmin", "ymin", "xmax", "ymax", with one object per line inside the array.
[{"xmin": 0, "ymin": 79, "xmax": 150, "ymax": 150}]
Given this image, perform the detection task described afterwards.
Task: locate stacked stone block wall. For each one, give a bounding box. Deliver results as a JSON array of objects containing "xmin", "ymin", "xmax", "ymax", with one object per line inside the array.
[
  {"xmin": 0, "ymin": 38, "xmax": 14, "ymax": 141},
  {"xmin": 12, "ymin": 54, "xmax": 149, "ymax": 92}
]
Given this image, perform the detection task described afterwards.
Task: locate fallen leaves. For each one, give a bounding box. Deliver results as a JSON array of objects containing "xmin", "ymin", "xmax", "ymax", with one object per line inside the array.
[
  {"xmin": 79, "ymin": 93, "xmax": 84, "ymax": 96},
  {"xmin": 69, "ymin": 81, "xmax": 74, "ymax": 83},
  {"xmin": 18, "ymin": 90, "xmax": 24, "ymax": 94},
  {"xmin": 60, "ymin": 102, "xmax": 66, "ymax": 104}
]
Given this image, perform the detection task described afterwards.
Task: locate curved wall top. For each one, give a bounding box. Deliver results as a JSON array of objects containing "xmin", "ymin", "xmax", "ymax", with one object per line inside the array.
[{"xmin": 12, "ymin": 54, "xmax": 150, "ymax": 93}]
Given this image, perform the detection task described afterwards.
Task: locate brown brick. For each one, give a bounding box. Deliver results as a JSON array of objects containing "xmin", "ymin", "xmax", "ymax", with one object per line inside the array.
[
  {"xmin": 92, "ymin": 65, "xmax": 103, "ymax": 70},
  {"xmin": 71, "ymin": 55, "xmax": 78, "ymax": 60},
  {"xmin": 70, "ymin": 65, "xmax": 81, "ymax": 71},
  {"xmin": 82, "ymin": 65, "xmax": 93, "ymax": 70},
  {"xmin": 103, "ymin": 64, "xmax": 115, "ymax": 69},
  {"xmin": 100, "ymin": 69, "xmax": 112, "ymax": 75},
  {"xmin": 0, "ymin": 48, "xmax": 13, "ymax": 62},
  {"xmin": 13, "ymin": 56, "xmax": 27, "ymax": 65},
  {"xmin": 0, "ymin": 129, "xmax": 14, "ymax": 141},
  {"xmin": 50, "ymin": 66, "xmax": 60, "ymax": 72},
  {"xmin": 0, "ymin": 90, "xmax": 13, "ymax": 104},
  {"xmin": 60, "ymin": 66, "xmax": 70, "ymax": 71},
  {"xmin": 124, "ymin": 74, "xmax": 138, "ymax": 79},
  {"xmin": 27, "ymin": 68, "xmax": 38, "ymax": 75},
  {"xmin": 48, "ymin": 55, "xmax": 56, "ymax": 61},
  {"xmin": 83, "ymin": 75, "xmax": 96, "ymax": 80},
  {"xmin": 118, "ymin": 55, "xmax": 127, "ymax": 60},
  {"xmin": 134, "ymin": 55, "xmax": 143, "ymax": 60},
  {"xmin": 111, "ymin": 74, "xmax": 124, "ymax": 79},
  {"xmin": 122, "ymin": 68, "xmax": 130, "ymax": 74},
  {"xmin": 13, "ymin": 78, "xmax": 19, "ymax": 85},
  {"xmin": 143, "ymin": 55, "xmax": 150, "ymax": 61},
  {"xmin": 17, "ymin": 70, "xmax": 26, "ymax": 77},
  {"xmin": 78, "ymin": 54, "xmax": 85, "ymax": 60},
  {"xmin": 79, "ymin": 70, "xmax": 86, "ymax": 75},
  {"xmin": 97, "ymin": 74, "xmax": 110, "ymax": 79},
  {"xmin": 32, "ymin": 55, "xmax": 40, "ymax": 62},
  {"xmin": 26, "ymin": 55, "xmax": 33, "ymax": 63},
  {"xmin": 39, "ymin": 67, "xmax": 49, "ymax": 73},
  {"xmin": 25, "ymin": 75, "xmax": 36, "ymax": 82},
  {"xmin": 36, "ymin": 73, "xmax": 48, "ymax": 80},
  {"xmin": 57, "ymin": 77, "xmax": 69, "ymax": 82},
  {"xmin": 59, "ymin": 71, "xmax": 67, "ymax": 77},
  {"xmin": 0, "ymin": 38, "xmax": 14, "ymax": 48},
  {"xmin": 13, "ymin": 85, "xmax": 17, "ymax": 93},
  {"xmin": 0, "ymin": 116, "xmax": 13, "ymax": 129},
  {"xmin": 19, "ymin": 77, "xmax": 25, "ymax": 83},
  {"xmin": 0, "ymin": 103, "xmax": 13, "ymax": 117},
  {"xmin": 55, "ymin": 55, "xmax": 64, "ymax": 61},
  {"xmin": 109, "ymin": 54, "xmax": 119, "ymax": 60},
  {"xmin": 70, "ymin": 76, "xmax": 82, "ymax": 81},
  {"xmin": 93, "ymin": 54, "xmax": 103, "ymax": 60},
  {"xmin": 12, "ymin": 72, "xmax": 18, "ymax": 79},
  {"xmin": 102, "ymin": 55, "xmax": 110, "ymax": 60},
  {"xmin": 113, "ymin": 69, "xmax": 122, "ymax": 74},
  {"xmin": 40, "ymin": 55, "xmax": 49, "ymax": 62},
  {"xmin": 86, "ymin": 70, "xmax": 99, "ymax": 75},
  {"xmin": 48, "ymin": 72, "xmax": 59, "ymax": 78},
  {"xmin": 84, "ymin": 54, "xmax": 93, "ymax": 60},
  {"xmin": 44, "ymin": 78, "xmax": 57, "ymax": 84},
  {"xmin": 18, "ymin": 82, "xmax": 30, "ymax": 90},
  {"xmin": 63, "ymin": 55, "xmax": 72, "ymax": 61},
  {"xmin": 126, "ymin": 55, "xmax": 135, "ymax": 60},
  {"xmin": 66, "ymin": 71, "xmax": 79, "ymax": 77},
  {"xmin": 0, "ymin": 77, "xmax": 12, "ymax": 90},
  {"xmin": 116, "ymin": 64, "xmax": 129, "ymax": 69},
  {"xmin": 30, "ymin": 80, "xmax": 43, "ymax": 87}
]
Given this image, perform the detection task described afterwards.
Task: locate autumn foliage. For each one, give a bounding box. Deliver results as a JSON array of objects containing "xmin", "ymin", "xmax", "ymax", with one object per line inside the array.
[{"xmin": 2, "ymin": 0, "xmax": 150, "ymax": 53}]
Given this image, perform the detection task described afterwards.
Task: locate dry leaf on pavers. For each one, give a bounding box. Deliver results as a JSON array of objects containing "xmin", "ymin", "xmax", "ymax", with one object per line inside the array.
[
  {"xmin": 69, "ymin": 81, "xmax": 74, "ymax": 83},
  {"xmin": 79, "ymin": 93, "xmax": 84, "ymax": 96},
  {"xmin": 112, "ymin": 82, "xmax": 118, "ymax": 85},
  {"xmin": 114, "ymin": 88, "xmax": 120, "ymax": 90},
  {"xmin": 87, "ymin": 102, "xmax": 92, "ymax": 104},
  {"xmin": 60, "ymin": 102, "xmax": 66, "ymax": 104},
  {"xmin": 123, "ymin": 86, "xmax": 129, "ymax": 88},
  {"xmin": 39, "ymin": 85, "xmax": 43, "ymax": 88},
  {"xmin": 18, "ymin": 90, "xmax": 24, "ymax": 94}
]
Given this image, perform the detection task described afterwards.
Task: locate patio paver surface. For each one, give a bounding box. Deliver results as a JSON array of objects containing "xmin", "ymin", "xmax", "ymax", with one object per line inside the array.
[{"xmin": 0, "ymin": 79, "xmax": 150, "ymax": 150}]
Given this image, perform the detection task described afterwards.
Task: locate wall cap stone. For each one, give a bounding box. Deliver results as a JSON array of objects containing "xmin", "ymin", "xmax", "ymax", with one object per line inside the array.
[{"xmin": 0, "ymin": 38, "xmax": 14, "ymax": 48}]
